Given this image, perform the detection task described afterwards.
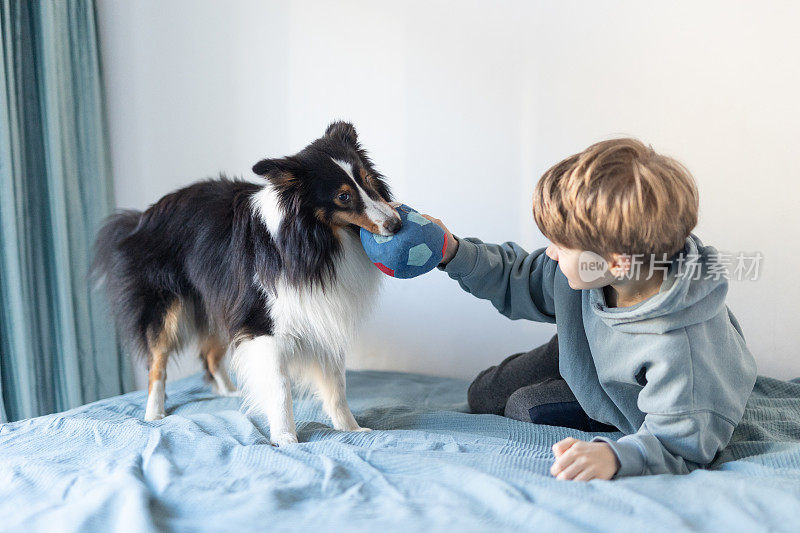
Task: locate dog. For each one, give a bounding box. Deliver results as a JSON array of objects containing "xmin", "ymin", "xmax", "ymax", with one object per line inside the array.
[{"xmin": 92, "ymin": 122, "xmax": 401, "ymax": 445}]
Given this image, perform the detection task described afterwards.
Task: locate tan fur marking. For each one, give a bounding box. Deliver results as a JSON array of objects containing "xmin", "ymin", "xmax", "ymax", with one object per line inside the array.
[
  {"xmin": 148, "ymin": 351, "xmax": 168, "ymax": 393},
  {"xmin": 359, "ymin": 167, "xmax": 384, "ymax": 195},
  {"xmin": 147, "ymin": 301, "xmax": 182, "ymax": 354},
  {"xmin": 146, "ymin": 301, "xmax": 181, "ymax": 394},
  {"xmin": 331, "ymin": 210, "xmax": 382, "ymax": 234},
  {"xmin": 200, "ymin": 335, "xmax": 228, "ymax": 376},
  {"xmin": 358, "ymin": 167, "xmax": 376, "ymax": 189}
]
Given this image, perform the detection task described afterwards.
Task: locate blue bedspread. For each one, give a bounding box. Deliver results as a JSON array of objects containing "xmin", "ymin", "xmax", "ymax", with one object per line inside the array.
[{"xmin": 2, "ymin": 370, "xmax": 800, "ymax": 532}]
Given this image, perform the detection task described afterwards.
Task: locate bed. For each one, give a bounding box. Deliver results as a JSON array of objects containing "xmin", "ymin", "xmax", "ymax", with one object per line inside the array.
[{"xmin": 2, "ymin": 370, "xmax": 799, "ymax": 532}]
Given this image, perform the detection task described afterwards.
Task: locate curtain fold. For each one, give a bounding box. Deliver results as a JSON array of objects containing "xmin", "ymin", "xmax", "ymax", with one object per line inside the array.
[{"xmin": 0, "ymin": 0, "xmax": 134, "ymax": 423}]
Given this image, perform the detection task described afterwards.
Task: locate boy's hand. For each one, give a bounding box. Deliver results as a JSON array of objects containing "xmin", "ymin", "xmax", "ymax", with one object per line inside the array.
[
  {"xmin": 550, "ymin": 438, "xmax": 619, "ymax": 481},
  {"xmin": 387, "ymin": 204, "xmax": 458, "ymax": 265},
  {"xmin": 420, "ymin": 214, "xmax": 458, "ymax": 265}
]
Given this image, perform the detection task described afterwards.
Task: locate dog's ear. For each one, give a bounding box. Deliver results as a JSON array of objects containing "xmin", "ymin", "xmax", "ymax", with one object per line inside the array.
[
  {"xmin": 252, "ymin": 157, "xmax": 300, "ymax": 189},
  {"xmin": 324, "ymin": 121, "xmax": 358, "ymax": 147},
  {"xmin": 252, "ymin": 157, "xmax": 293, "ymax": 176}
]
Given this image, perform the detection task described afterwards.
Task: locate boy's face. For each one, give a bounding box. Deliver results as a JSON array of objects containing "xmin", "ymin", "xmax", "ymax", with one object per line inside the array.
[{"xmin": 546, "ymin": 243, "xmax": 617, "ymax": 290}]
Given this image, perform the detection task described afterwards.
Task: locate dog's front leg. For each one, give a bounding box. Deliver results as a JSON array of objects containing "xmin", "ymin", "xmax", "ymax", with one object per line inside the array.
[
  {"xmin": 313, "ymin": 362, "xmax": 370, "ymax": 433},
  {"xmin": 232, "ymin": 335, "xmax": 297, "ymax": 446}
]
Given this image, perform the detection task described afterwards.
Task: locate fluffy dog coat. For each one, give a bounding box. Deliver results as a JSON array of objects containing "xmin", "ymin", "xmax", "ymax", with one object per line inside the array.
[{"xmin": 93, "ymin": 122, "xmax": 401, "ymax": 445}]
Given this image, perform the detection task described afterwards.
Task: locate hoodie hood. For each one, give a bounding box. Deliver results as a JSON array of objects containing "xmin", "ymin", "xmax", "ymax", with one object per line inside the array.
[{"xmin": 588, "ymin": 234, "xmax": 729, "ymax": 334}]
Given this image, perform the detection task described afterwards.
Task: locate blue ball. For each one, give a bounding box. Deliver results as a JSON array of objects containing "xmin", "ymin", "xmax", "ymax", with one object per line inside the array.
[{"xmin": 360, "ymin": 204, "xmax": 447, "ymax": 279}]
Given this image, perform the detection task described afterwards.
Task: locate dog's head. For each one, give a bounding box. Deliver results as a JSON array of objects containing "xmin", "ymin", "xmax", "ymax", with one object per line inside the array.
[{"xmin": 252, "ymin": 122, "xmax": 401, "ymax": 236}]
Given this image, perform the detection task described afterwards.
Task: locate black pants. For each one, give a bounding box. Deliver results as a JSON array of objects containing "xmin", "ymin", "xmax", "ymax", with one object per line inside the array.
[{"xmin": 468, "ymin": 335, "xmax": 617, "ymax": 432}]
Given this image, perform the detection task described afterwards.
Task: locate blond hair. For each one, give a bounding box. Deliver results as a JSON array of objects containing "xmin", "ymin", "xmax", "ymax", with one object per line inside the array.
[{"xmin": 532, "ymin": 138, "xmax": 699, "ymax": 259}]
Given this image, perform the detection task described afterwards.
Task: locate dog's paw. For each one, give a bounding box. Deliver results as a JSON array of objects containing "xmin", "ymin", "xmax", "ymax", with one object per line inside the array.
[
  {"xmin": 144, "ymin": 411, "xmax": 166, "ymax": 422},
  {"xmin": 354, "ymin": 427, "xmax": 372, "ymax": 432},
  {"xmin": 216, "ymin": 388, "xmax": 241, "ymax": 397},
  {"xmin": 271, "ymin": 433, "xmax": 299, "ymax": 447}
]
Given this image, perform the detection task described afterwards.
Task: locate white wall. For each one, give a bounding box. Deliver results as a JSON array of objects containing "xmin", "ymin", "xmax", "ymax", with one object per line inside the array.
[{"xmin": 97, "ymin": 0, "xmax": 800, "ymax": 389}]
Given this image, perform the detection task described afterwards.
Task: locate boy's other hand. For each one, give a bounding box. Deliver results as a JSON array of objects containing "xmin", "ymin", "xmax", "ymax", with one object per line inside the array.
[
  {"xmin": 420, "ymin": 214, "xmax": 458, "ymax": 265},
  {"xmin": 550, "ymin": 438, "xmax": 619, "ymax": 481}
]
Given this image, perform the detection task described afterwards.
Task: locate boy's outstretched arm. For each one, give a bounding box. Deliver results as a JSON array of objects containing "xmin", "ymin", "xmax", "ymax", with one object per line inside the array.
[{"xmin": 422, "ymin": 215, "xmax": 558, "ymax": 323}]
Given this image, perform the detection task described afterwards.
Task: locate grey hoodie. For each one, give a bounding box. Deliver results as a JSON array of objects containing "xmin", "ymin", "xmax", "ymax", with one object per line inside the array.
[{"xmin": 444, "ymin": 233, "xmax": 757, "ymax": 477}]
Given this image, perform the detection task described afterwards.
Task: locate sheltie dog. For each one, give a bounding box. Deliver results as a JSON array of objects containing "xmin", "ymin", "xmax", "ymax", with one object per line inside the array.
[{"xmin": 92, "ymin": 122, "xmax": 401, "ymax": 445}]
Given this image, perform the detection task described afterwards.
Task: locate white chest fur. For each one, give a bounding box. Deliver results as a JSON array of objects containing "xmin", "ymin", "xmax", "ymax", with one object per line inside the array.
[
  {"xmin": 252, "ymin": 185, "xmax": 381, "ymax": 357},
  {"xmin": 268, "ymin": 230, "xmax": 380, "ymax": 354}
]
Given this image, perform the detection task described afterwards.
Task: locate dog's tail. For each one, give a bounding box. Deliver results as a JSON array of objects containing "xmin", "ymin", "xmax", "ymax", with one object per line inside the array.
[{"xmin": 90, "ymin": 210, "xmax": 141, "ymax": 286}]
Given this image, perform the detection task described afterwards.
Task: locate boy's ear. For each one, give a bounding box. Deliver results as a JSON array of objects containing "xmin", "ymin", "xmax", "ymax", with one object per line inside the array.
[
  {"xmin": 606, "ymin": 252, "xmax": 632, "ymax": 278},
  {"xmin": 324, "ymin": 121, "xmax": 358, "ymax": 147},
  {"xmin": 252, "ymin": 157, "xmax": 299, "ymax": 189}
]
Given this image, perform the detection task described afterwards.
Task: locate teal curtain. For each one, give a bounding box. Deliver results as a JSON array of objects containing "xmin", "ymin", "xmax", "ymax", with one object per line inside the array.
[{"xmin": 0, "ymin": 0, "xmax": 134, "ymax": 422}]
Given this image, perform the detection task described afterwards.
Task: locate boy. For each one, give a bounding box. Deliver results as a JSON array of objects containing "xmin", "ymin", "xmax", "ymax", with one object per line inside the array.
[{"xmin": 424, "ymin": 139, "xmax": 756, "ymax": 480}]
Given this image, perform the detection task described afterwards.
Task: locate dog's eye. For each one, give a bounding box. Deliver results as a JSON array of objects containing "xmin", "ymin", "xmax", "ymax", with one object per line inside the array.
[{"xmin": 338, "ymin": 192, "xmax": 351, "ymax": 203}]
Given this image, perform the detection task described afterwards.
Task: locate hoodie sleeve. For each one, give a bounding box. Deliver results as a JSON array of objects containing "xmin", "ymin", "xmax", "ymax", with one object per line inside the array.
[
  {"xmin": 593, "ymin": 411, "xmax": 736, "ymax": 476},
  {"xmin": 442, "ymin": 237, "xmax": 557, "ymax": 323}
]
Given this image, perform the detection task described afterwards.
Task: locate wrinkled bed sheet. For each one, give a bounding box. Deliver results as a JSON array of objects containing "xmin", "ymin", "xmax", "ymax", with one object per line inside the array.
[{"xmin": 2, "ymin": 370, "xmax": 800, "ymax": 532}]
